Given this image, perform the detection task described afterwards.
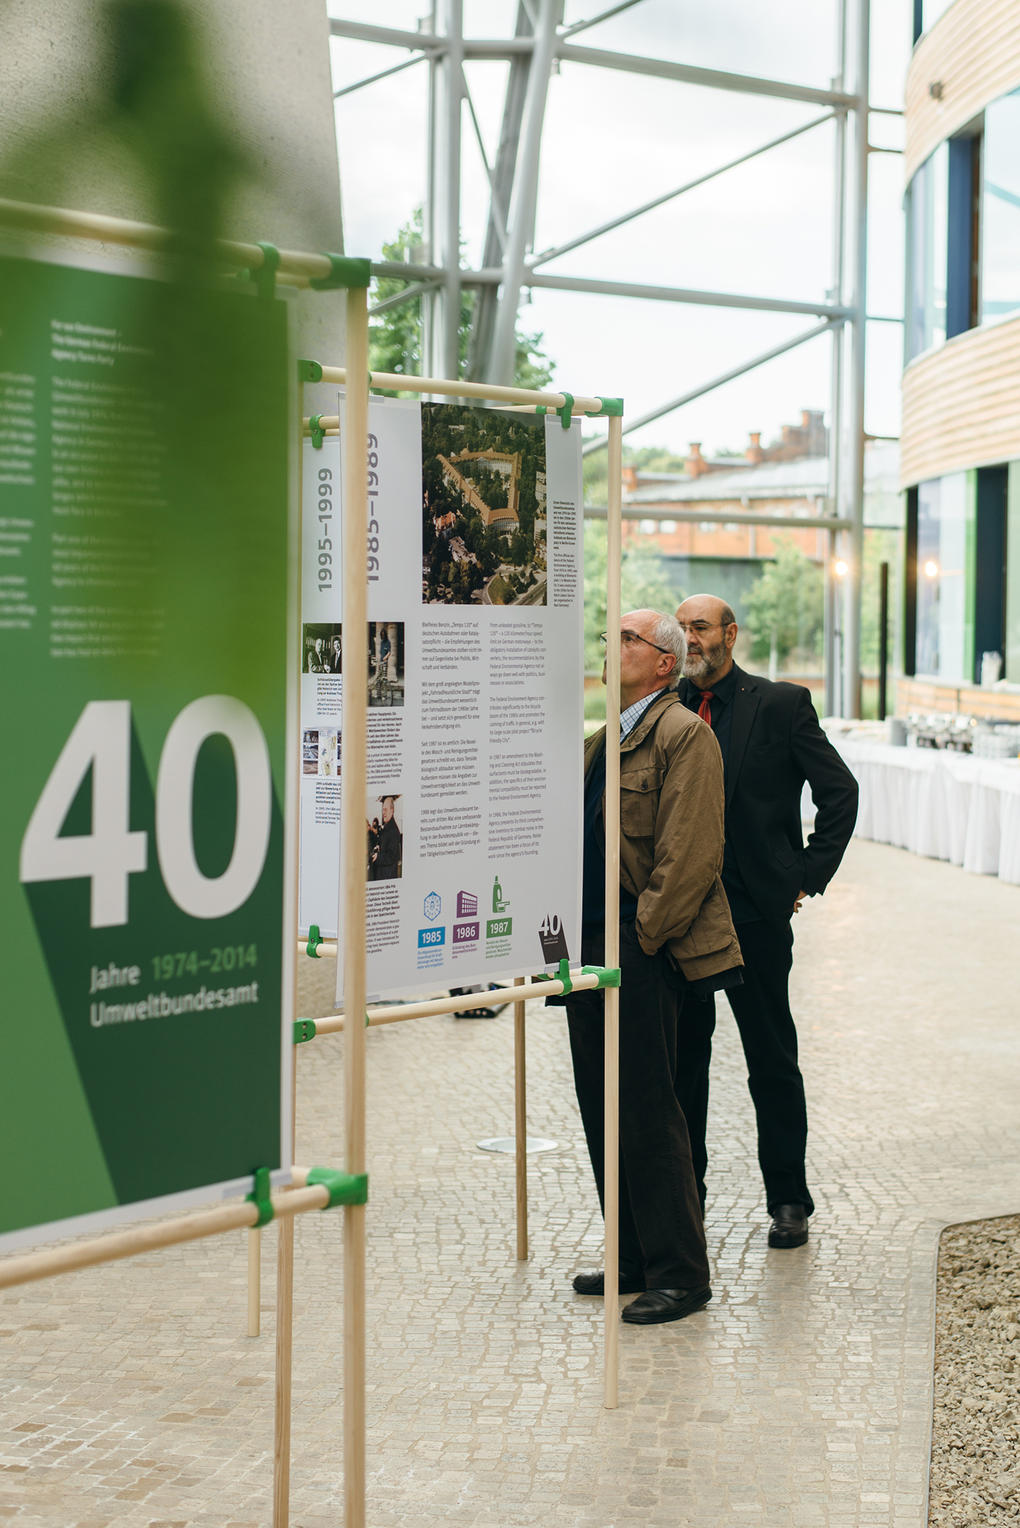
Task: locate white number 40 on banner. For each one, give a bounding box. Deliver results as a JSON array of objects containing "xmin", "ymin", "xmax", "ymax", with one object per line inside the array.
[{"xmin": 20, "ymin": 698, "xmax": 272, "ymax": 928}]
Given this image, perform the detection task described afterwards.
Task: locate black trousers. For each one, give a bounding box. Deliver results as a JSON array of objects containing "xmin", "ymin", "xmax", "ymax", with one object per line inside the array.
[
  {"xmin": 674, "ymin": 917, "xmax": 814, "ymax": 1216},
  {"xmin": 565, "ymin": 922, "xmax": 710, "ymax": 1291}
]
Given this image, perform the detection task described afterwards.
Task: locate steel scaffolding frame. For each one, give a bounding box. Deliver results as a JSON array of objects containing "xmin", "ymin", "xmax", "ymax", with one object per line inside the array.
[{"xmin": 330, "ymin": 0, "xmax": 900, "ymax": 716}]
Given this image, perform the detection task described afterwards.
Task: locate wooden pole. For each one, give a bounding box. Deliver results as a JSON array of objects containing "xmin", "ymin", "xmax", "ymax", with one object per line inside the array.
[
  {"xmin": 341, "ymin": 285, "xmax": 370, "ymax": 1528},
  {"xmin": 310, "ymin": 368, "xmax": 608, "ymax": 415},
  {"xmin": 297, "ymin": 970, "xmax": 603, "ymax": 1032},
  {"xmin": 271, "ymin": 328, "xmax": 310, "ymax": 1528},
  {"xmin": 272, "ymin": 1053, "xmax": 301, "ymax": 1527},
  {"xmin": 513, "ymin": 976, "xmax": 528, "ymax": 1261},
  {"xmin": 603, "ymin": 413, "xmax": 623, "ymax": 1410},
  {"xmin": 0, "ymin": 195, "xmax": 346, "ymax": 288},
  {"xmin": 247, "ymin": 1229, "xmax": 261, "ymax": 1337},
  {"xmin": 0, "ymin": 1181, "xmax": 331, "ymax": 1292},
  {"xmin": 273, "ymin": 1213, "xmax": 295, "ymax": 1528}
]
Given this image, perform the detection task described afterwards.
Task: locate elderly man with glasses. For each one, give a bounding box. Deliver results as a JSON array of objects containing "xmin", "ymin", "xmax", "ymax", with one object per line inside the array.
[
  {"xmin": 558, "ymin": 608, "xmax": 742, "ymax": 1324},
  {"xmin": 674, "ymin": 593, "xmax": 859, "ymax": 1250}
]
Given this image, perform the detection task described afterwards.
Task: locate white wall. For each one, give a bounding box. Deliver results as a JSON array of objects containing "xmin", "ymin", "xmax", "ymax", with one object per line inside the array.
[{"xmin": 0, "ymin": 0, "xmax": 346, "ymax": 384}]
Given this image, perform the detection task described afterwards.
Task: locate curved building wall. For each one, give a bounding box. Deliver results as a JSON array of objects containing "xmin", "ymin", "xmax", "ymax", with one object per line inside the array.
[
  {"xmin": 905, "ymin": 0, "xmax": 1020, "ymax": 182},
  {"xmin": 901, "ymin": 315, "xmax": 1020, "ymax": 486},
  {"xmin": 901, "ymin": 0, "xmax": 1020, "ymax": 690}
]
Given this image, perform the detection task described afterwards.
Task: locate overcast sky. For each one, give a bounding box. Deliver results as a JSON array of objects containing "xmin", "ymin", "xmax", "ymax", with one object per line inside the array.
[{"xmin": 329, "ymin": 0, "xmax": 912, "ymax": 458}]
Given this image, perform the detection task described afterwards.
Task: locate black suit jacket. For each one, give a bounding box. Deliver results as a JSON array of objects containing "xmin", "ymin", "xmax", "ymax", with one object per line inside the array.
[{"xmin": 678, "ymin": 665, "xmax": 859, "ymax": 923}]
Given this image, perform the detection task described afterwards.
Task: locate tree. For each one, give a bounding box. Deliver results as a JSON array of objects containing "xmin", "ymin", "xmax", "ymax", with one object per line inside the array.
[
  {"xmin": 581, "ymin": 442, "xmax": 688, "ymax": 504},
  {"xmin": 745, "ymin": 537, "xmax": 824, "ymax": 676},
  {"xmin": 582, "ymin": 522, "xmax": 679, "ymax": 675},
  {"xmin": 370, "ymin": 210, "xmax": 554, "ymax": 390}
]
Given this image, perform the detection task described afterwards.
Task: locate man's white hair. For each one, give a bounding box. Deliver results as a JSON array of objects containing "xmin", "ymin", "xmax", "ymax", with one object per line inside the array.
[{"xmin": 650, "ymin": 612, "xmax": 686, "ymax": 686}]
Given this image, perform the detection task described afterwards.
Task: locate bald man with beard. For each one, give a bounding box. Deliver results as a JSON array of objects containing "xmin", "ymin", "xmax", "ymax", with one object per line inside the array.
[{"xmin": 673, "ymin": 593, "xmax": 858, "ymax": 1250}]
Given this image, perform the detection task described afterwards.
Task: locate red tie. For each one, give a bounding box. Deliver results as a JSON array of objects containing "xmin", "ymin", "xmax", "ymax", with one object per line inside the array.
[{"xmin": 697, "ymin": 690, "xmax": 714, "ymax": 726}]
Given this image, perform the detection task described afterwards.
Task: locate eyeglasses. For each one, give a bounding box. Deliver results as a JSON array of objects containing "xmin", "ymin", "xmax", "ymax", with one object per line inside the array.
[
  {"xmin": 599, "ymin": 630, "xmax": 670, "ymax": 655},
  {"xmin": 677, "ymin": 619, "xmax": 730, "ymax": 635}
]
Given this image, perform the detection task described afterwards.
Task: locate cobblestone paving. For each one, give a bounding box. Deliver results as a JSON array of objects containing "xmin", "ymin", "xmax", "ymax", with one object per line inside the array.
[{"xmin": 2, "ymin": 839, "xmax": 1019, "ymax": 1527}]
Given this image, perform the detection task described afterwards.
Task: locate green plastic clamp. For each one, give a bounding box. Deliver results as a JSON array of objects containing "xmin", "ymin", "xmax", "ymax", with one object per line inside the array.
[
  {"xmin": 309, "ymin": 254, "xmax": 372, "ymax": 291},
  {"xmin": 590, "ymin": 396, "xmax": 624, "ymax": 417},
  {"xmin": 298, "ymin": 358, "xmax": 324, "ymax": 383},
  {"xmin": 306, "ymin": 1166, "xmax": 369, "ymax": 1207},
  {"xmin": 293, "ymin": 1018, "xmax": 318, "ymax": 1044},
  {"xmin": 555, "ymin": 957, "xmax": 573, "ymax": 995},
  {"xmin": 581, "ymin": 963, "xmax": 622, "ymax": 989},
  {"xmin": 536, "ymin": 394, "xmax": 575, "ymax": 428},
  {"xmin": 253, "ymin": 241, "xmax": 280, "ymax": 302},
  {"xmin": 247, "ymin": 1166, "xmax": 275, "ymax": 1227},
  {"xmin": 308, "ymin": 414, "xmax": 325, "ymax": 450},
  {"xmin": 306, "ymin": 923, "xmax": 322, "ymax": 958}
]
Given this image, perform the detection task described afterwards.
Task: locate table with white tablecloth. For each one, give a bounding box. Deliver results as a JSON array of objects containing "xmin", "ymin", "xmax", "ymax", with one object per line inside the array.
[{"xmin": 825, "ymin": 739, "xmax": 1020, "ymax": 885}]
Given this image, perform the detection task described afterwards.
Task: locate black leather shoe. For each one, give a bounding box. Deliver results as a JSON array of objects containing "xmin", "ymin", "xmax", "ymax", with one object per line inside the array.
[
  {"xmin": 621, "ymin": 1286, "xmax": 712, "ymax": 1324},
  {"xmin": 768, "ymin": 1203, "xmax": 809, "ymax": 1248},
  {"xmin": 572, "ymin": 1270, "xmax": 645, "ymax": 1296}
]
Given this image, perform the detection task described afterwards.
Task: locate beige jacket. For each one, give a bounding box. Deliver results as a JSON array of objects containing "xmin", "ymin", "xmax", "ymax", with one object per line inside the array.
[{"xmin": 586, "ymin": 688, "xmax": 742, "ymax": 984}]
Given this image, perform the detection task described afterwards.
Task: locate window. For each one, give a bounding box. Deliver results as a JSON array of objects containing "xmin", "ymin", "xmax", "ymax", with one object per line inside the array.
[
  {"xmin": 921, "ymin": 0, "xmax": 955, "ymax": 32},
  {"xmin": 980, "ymin": 89, "xmax": 1020, "ymax": 325},
  {"xmin": 906, "ymin": 144, "xmax": 948, "ymax": 358},
  {"xmin": 906, "ymin": 131, "xmax": 979, "ymax": 360},
  {"xmin": 914, "ymin": 473, "xmax": 972, "ymax": 681}
]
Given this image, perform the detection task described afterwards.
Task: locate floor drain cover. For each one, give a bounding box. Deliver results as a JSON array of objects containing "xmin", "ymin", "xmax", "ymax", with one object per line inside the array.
[{"xmin": 476, "ymin": 1136, "xmax": 558, "ymax": 1154}]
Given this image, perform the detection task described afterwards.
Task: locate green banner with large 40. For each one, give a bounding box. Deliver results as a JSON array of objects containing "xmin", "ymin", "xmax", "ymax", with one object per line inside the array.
[{"xmin": 0, "ymin": 248, "xmax": 295, "ymax": 1249}]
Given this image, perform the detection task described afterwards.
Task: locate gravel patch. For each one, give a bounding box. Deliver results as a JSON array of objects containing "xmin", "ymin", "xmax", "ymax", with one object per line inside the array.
[{"xmin": 929, "ymin": 1213, "xmax": 1020, "ymax": 1525}]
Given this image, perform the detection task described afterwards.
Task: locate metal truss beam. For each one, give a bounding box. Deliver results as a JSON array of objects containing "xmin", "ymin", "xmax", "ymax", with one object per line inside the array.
[
  {"xmin": 586, "ymin": 505, "xmax": 853, "ymax": 531},
  {"xmin": 328, "ymin": 19, "xmax": 860, "ymax": 108},
  {"xmin": 333, "ymin": 53, "xmax": 426, "ymax": 98},
  {"xmin": 334, "ymin": 0, "xmax": 887, "ymax": 716},
  {"xmin": 467, "ymin": 2, "xmax": 538, "ymax": 381},
  {"xmin": 581, "ymin": 320, "xmax": 839, "ymax": 454},
  {"xmin": 560, "ymin": 0, "xmax": 649, "ymax": 40},
  {"xmin": 528, "ymin": 272, "xmax": 851, "ymax": 319},
  {"xmin": 370, "ymin": 259, "xmax": 851, "ymax": 321},
  {"xmin": 488, "ymin": 0, "xmax": 562, "ymax": 381},
  {"xmin": 530, "ymin": 112, "xmax": 836, "ymax": 268},
  {"xmin": 554, "ymin": 42, "xmax": 858, "ymax": 107}
]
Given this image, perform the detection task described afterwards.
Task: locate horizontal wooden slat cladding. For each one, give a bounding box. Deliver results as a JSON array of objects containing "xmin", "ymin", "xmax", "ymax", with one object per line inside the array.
[
  {"xmin": 897, "ymin": 676, "xmax": 1020, "ymax": 721},
  {"xmin": 905, "ymin": 0, "xmax": 1020, "ymax": 183},
  {"xmin": 901, "ymin": 315, "xmax": 1020, "ymax": 486}
]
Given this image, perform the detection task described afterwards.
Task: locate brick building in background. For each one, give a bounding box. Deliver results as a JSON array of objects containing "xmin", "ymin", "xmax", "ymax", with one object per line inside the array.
[{"xmin": 621, "ymin": 411, "xmax": 901, "ymax": 622}]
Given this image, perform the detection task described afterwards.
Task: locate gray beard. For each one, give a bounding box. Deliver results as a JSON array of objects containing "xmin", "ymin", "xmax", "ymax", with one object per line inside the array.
[{"xmin": 682, "ymin": 653, "xmax": 712, "ymax": 683}]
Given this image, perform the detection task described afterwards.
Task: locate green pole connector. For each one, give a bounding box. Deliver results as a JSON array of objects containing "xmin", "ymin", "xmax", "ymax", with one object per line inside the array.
[
  {"xmin": 309, "ymin": 254, "xmax": 372, "ymax": 291},
  {"xmin": 298, "ymin": 358, "xmax": 324, "ymax": 383},
  {"xmin": 581, "ymin": 963, "xmax": 622, "ymax": 989},
  {"xmin": 556, "ymin": 392, "xmax": 575, "ymax": 429},
  {"xmin": 555, "ymin": 957, "xmax": 574, "ymax": 995},
  {"xmin": 253, "ymin": 241, "xmax": 280, "ymax": 302},
  {"xmin": 293, "ymin": 1018, "xmax": 318, "ymax": 1044},
  {"xmin": 308, "ymin": 414, "xmax": 325, "ymax": 450},
  {"xmin": 306, "ymin": 1166, "xmax": 369, "ymax": 1207},
  {"xmin": 591, "ymin": 396, "xmax": 624, "ymax": 417},
  {"xmin": 306, "ymin": 923, "xmax": 322, "ymax": 958},
  {"xmin": 247, "ymin": 1166, "xmax": 275, "ymax": 1227}
]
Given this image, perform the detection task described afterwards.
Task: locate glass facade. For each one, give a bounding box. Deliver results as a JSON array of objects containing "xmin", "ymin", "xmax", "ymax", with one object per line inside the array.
[
  {"xmin": 907, "ymin": 86, "xmax": 1020, "ymax": 361},
  {"xmin": 921, "ymin": 0, "xmax": 956, "ymax": 31},
  {"xmin": 914, "ymin": 472, "xmax": 972, "ymax": 681},
  {"xmin": 906, "ymin": 145, "xmax": 948, "ymax": 359},
  {"xmin": 980, "ymin": 89, "xmax": 1020, "ymax": 323}
]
